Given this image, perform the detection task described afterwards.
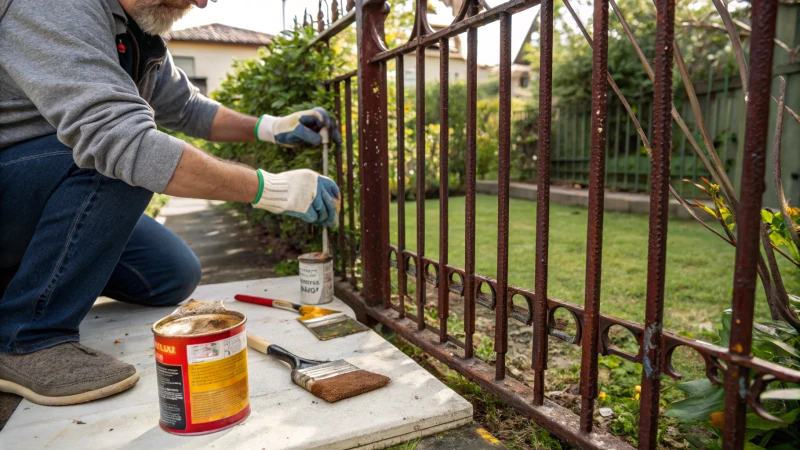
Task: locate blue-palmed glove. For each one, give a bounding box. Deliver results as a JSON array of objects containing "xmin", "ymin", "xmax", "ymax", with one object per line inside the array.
[
  {"xmin": 252, "ymin": 169, "xmax": 340, "ymax": 228},
  {"xmin": 255, "ymin": 107, "xmax": 342, "ymax": 148}
]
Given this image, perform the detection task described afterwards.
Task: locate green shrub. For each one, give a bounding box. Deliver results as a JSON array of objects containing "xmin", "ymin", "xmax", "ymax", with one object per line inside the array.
[
  {"xmin": 145, "ymin": 194, "xmax": 169, "ymax": 218},
  {"xmin": 665, "ymin": 311, "xmax": 800, "ymax": 449},
  {"xmin": 208, "ymin": 28, "xmax": 339, "ymax": 254}
]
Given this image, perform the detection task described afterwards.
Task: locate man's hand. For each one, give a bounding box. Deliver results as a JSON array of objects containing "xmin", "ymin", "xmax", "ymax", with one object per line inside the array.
[
  {"xmin": 252, "ymin": 169, "xmax": 340, "ymax": 228},
  {"xmin": 255, "ymin": 107, "xmax": 342, "ymax": 148}
]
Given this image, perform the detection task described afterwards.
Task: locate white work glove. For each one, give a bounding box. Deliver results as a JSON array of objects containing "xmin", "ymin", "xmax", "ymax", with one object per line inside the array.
[
  {"xmin": 255, "ymin": 107, "xmax": 342, "ymax": 148},
  {"xmin": 252, "ymin": 169, "xmax": 340, "ymax": 227}
]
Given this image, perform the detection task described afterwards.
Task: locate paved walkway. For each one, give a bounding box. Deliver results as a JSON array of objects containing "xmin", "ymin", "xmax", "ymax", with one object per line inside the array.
[{"xmin": 157, "ymin": 197, "xmax": 282, "ymax": 285}]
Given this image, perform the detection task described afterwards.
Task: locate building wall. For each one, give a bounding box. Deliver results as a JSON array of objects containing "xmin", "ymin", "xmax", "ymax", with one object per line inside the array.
[
  {"xmin": 166, "ymin": 41, "xmax": 263, "ymax": 94},
  {"xmin": 511, "ymin": 70, "xmax": 533, "ymax": 99},
  {"xmin": 401, "ymin": 52, "xmax": 491, "ymax": 87}
]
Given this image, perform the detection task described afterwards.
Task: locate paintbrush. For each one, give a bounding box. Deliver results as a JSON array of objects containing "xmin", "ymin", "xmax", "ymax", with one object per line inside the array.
[
  {"xmin": 247, "ymin": 333, "xmax": 390, "ymax": 402},
  {"xmin": 235, "ymin": 294, "xmax": 369, "ymax": 340}
]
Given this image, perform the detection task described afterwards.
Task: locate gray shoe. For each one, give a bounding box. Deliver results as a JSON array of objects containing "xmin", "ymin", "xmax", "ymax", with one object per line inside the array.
[{"xmin": 0, "ymin": 342, "xmax": 139, "ymax": 406}]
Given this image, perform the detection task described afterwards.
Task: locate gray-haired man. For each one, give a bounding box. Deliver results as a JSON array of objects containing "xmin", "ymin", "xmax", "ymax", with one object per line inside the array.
[{"xmin": 0, "ymin": 0, "xmax": 340, "ymax": 405}]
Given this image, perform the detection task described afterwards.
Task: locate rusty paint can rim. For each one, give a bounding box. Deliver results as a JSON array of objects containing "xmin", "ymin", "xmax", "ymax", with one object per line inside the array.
[
  {"xmin": 151, "ymin": 310, "xmax": 247, "ymax": 339},
  {"xmin": 299, "ymin": 251, "xmax": 333, "ymax": 264}
]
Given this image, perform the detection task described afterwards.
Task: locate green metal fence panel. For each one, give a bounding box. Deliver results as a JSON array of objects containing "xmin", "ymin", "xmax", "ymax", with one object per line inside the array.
[{"xmin": 535, "ymin": 65, "xmax": 800, "ymax": 194}]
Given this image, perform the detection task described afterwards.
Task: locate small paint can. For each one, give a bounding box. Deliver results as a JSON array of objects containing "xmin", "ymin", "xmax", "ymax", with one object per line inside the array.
[
  {"xmin": 152, "ymin": 300, "xmax": 250, "ymax": 435},
  {"xmin": 299, "ymin": 252, "xmax": 333, "ymax": 305}
]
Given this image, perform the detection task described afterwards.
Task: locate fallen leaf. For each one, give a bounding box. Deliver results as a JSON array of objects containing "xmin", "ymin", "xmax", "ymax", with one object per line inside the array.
[
  {"xmin": 72, "ymin": 419, "xmax": 86, "ymax": 425},
  {"xmin": 710, "ymin": 411, "xmax": 724, "ymax": 428},
  {"xmin": 114, "ymin": 340, "xmax": 120, "ymax": 344}
]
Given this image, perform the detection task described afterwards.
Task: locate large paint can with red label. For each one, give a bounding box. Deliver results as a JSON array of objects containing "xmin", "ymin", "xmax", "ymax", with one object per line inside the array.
[{"xmin": 152, "ymin": 300, "xmax": 250, "ymax": 435}]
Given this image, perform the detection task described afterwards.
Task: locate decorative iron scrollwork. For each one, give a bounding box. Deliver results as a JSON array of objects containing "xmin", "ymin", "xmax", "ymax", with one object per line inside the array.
[{"xmin": 476, "ymin": 279, "xmax": 497, "ymax": 309}]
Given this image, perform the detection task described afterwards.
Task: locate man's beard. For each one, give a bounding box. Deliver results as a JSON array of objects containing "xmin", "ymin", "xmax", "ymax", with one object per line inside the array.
[{"xmin": 129, "ymin": 0, "xmax": 193, "ymax": 36}]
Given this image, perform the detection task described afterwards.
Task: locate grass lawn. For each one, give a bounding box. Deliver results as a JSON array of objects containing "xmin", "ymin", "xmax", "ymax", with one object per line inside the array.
[{"xmin": 389, "ymin": 194, "xmax": 797, "ymax": 334}]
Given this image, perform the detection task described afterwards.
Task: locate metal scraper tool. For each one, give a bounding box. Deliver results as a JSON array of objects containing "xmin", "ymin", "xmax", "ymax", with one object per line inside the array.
[{"xmin": 235, "ymin": 294, "xmax": 369, "ymax": 340}]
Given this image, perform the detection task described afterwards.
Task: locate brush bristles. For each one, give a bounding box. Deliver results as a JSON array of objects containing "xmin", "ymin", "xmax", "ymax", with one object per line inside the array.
[
  {"xmin": 308, "ymin": 370, "xmax": 390, "ymax": 402},
  {"xmin": 292, "ymin": 360, "xmax": 390, "ymax": 402}
]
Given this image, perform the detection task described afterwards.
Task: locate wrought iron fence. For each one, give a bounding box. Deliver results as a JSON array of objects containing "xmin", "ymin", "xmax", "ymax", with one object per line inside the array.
[{"xmin": 314, "ymin": 0, "xmax": 800, "ymax": 448}]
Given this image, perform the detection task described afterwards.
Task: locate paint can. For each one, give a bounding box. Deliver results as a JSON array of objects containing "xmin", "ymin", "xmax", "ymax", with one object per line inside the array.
[
  {"xmin": 152, "ymin": 300, "xmax": 250, "ymax": 435},
  {"xmin": 299, "ymin": 252, "xmax": 333, "ymax": 305}
]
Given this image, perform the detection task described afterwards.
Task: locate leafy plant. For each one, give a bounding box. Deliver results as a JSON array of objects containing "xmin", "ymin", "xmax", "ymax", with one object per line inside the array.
[
  {"xmin": 762, "ymin": 208, "xmax": 800, "ymax": 264},
  {"xmin": 275, "ymin": 259, "xmax": 300, "ymax": 276},
  {"xmin": 208, "ymin": 27, "xmax": 338, "ymax": 254},
  {"xmin": 666, "ymin": 311, "xmax": 800, "ymax": 449},
  {"xmin": 144, "ymin": 194, "xmax": 169, "ymax": 218}
]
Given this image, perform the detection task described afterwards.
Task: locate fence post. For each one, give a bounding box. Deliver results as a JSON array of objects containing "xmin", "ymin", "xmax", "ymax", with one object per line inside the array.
[
  {"xmin": 722, "ymin": 1, "xmax": 778, "ymax": 448},
  {"xmin": 356, "ymin": 0, "xmax": 390, "ymax": 307}
]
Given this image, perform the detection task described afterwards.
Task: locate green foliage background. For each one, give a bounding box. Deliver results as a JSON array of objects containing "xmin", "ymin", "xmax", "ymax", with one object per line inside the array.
[
  {"xmin": 207, "ymin": 27, "xmax": 339, "ymax": 254},
  {"xmin": 522, "ymin": 0, "xmax": 749, "ymax": 102}
]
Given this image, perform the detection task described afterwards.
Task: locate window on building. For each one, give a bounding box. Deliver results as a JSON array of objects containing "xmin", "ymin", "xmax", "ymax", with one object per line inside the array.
[
  {"xmin": 190, "ymin": 78, "xmax": 208, "ymax": 95},
  {"xmin": 173, "ymin": 56, "xmax": 195, "ymax": 77},
  {"xmin": 520, "ymin": 72, "xmax": 530, "ymax": 88}
]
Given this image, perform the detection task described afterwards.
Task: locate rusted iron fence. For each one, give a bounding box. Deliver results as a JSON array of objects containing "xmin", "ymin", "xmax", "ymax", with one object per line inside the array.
[{"xmin": 315, "ymin": 1, "xmax": 800, "ymax": 448}]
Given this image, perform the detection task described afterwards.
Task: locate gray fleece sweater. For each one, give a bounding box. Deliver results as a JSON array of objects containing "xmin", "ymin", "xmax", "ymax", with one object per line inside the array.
[{"xmin": 0, "ymin": 0, "xmax": 220, "ymax": 193}]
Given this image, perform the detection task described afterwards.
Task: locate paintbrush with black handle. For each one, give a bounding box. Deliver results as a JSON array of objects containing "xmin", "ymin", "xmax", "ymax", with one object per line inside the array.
[{"xmin": 246, "ymin": 333, "xmax": 389, "ymax": 402}]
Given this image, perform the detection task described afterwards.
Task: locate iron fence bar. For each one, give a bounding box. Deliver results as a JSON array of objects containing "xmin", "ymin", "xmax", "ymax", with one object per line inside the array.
[
  {"xmin": 397, "ymin": 56, "xmax": 407, "ymax": 318},
  {"xmin": 579, "ymin": 0, "xmax": 610, "ymax": 433},
  {"xmin": 637, "ymin": 0, "xmax": 674, "ymax": 446},
  {"xmin": 310, "ymin": 9, "xmax": 356, "ymax": 46},
  {"xmin": 355, "ymin": 0, "xmax": 390, "ymax": 306},
  {"xmin": 464, "ymin": 0, "xmax": 479, "ymax": 359},
  {"xmin": 722, "ymin": 1, "xmax": 778, "ymax": 447},
  {"xmin": 328, "ymin": 69, "xmax": 359, "ymax": 84},
  {"xmin": 438, "ymin": 37, "xmax": 450, "ymax": 343},
  {"xmin": 494, "ymin": 11, "xmax": 512, "ymax": 381},
  {"xmin": 345, "ymin": 78, "xmax": 357, "ymax": 287},
  {"xmin": 334, "ymin": 81, "xmax": 347, "ymax": 274},
  {"xmin": 532, "ymin": 0, "xmax": 554, "ymax": 406},
  {"xmin": 370, "ymin": 0, "xmax": 541, "ymax": 64},
  {"xmin": 415, "ymin": 0, "xmax": 429, "ymax": 329}
]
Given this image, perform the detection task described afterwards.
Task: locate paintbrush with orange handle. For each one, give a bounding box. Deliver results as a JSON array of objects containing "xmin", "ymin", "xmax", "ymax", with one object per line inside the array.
[{"xmin": 246, "ymin": 333, "xmax": 390, "ymax": 402}]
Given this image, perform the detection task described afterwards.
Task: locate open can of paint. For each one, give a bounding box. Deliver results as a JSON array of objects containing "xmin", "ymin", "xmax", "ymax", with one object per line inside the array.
[
  {"xmin": 299, "ymin": 252, "xmax": 333, "ymax": 305},
  {"xmin": 152, "ymin": 300, "xmax": 250, "ymax": 435}
]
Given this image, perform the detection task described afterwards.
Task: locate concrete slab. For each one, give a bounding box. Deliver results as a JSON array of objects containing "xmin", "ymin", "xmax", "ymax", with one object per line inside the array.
[{"xmin": 2, "ymin": 278, "xmax": 472, "ymax": 450}]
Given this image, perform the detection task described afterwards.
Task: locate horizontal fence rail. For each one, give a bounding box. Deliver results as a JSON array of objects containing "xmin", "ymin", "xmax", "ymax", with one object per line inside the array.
[{"xmin": 317, "ymin": 1, "xmax": 800, "ymax": 449}]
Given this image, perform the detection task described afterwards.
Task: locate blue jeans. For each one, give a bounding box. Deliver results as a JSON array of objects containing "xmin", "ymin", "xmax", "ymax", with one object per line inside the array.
[{"xmin": 0, "ymin": 134, "xmax": 201, "ymax": 354}]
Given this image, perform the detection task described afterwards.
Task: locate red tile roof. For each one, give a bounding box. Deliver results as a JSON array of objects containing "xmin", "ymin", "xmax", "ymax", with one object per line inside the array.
[{"xmin": 166, "ymin": 23, "xmax": 273, "ymax": 46}]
